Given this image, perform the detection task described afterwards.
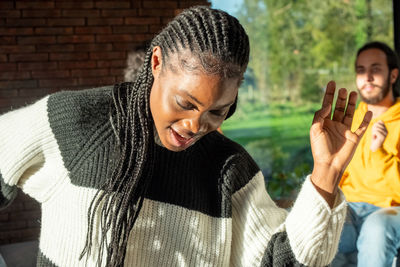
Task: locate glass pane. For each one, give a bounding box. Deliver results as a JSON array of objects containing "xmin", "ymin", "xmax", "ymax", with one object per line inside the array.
[{"xmin": 212, "ymin": 0, "xmax": 394, "ymax": 200}]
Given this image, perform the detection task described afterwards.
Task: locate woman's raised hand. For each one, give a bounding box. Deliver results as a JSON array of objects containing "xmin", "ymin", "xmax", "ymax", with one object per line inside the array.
[{"xmin": 309, "ymin": 81, "xmax": 372, "ymax": 207}]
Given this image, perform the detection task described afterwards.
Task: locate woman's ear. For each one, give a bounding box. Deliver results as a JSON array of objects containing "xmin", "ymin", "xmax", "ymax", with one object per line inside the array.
[{"xmin": 151, "ymin": 46, "xmax": 163, "ymax": 78}]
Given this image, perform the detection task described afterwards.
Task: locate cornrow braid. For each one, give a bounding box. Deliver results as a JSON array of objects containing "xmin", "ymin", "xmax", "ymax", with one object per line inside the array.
[{"xmin": 81, "ymin": 6, "xmax": 249, "ymax": 266}]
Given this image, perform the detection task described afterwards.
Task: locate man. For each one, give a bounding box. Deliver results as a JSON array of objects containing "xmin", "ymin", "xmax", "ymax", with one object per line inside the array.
[{"xmin": 336, "ymin": 41, "xmax": 400, "ymax": 267}]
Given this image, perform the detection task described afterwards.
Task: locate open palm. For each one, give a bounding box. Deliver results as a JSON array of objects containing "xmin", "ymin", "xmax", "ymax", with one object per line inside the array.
[{"xmin": 309, "ymin": 81, "xmax": 372, "ymax": 205}]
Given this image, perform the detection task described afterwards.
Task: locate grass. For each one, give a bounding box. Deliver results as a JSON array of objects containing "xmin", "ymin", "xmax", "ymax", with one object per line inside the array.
[{"xmin": 221, "ymin": 101, "xmax": 320, "ymax": 199}]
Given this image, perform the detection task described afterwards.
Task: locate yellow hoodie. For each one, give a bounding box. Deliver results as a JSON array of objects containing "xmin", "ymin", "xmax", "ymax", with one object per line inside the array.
[{"xmin": 340, "ymin": 99, "xmax": 400, "ymax": 207}]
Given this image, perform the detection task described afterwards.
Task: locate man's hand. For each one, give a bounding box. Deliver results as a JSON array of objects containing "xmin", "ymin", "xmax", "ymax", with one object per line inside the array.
[
  {"xmin": 370, "ymin": 120, "xmax": 387, "ymax": 152},
  {"xmin": 309, "ymin": 81, "xmax": 372, "ymax": 207}
]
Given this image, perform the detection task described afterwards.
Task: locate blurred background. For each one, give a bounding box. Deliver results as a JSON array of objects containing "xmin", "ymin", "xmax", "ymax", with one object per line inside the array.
[{"xmin": 214, "ymin": 0, "xmax": 394, "ymax": 200}]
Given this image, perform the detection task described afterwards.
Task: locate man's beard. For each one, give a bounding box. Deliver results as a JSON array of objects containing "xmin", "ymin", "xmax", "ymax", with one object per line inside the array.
[{"xmin": 358, "ymin": 74, "xmax": 391, "ymax": 105}]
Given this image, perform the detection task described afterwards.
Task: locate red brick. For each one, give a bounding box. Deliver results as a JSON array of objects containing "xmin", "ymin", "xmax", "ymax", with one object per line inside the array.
[
  {"xmin": 32, "ymin": 70, "xmax": 70, "ymax": 79},
  {"xmin": 0, "ymin": 2, "xmax": 14, "ymax": 9},
  {"xmin": 0, "ymin": 213, "xmax": 9, "ymax": 222},
  {"xmin": 18, "ymin": 62, "xmax": 58, "ymax": 71},
  {"xmin": 110, "ymin": 68, "xmax": 124, "ymax": 76},
  {"xmin": 0, "ymin": 228, "xmax": 40, "ymax": 241},
  {"xmin": 0, "ymin": 55, "xmax": 7, "ymax": 62},
  {"xmin": 23, "ymin": 200, "xmax": 40, "ymax": 210},
  {"xmin": 0, "ymin": 36, "xmax": 16, "ymax": 45},
  {"xmin": 0, "ymin": 88, "xmax": 18, "ymax": 98},
  {"xmin": 59, "ymin": 61, "xmax": 97, "ymax": 69},
  {"xmin": 22, "ymin": 9, "xmax": 61, "ymax": 18},
  {"xmin": 62, "ymin": 9, "xmax": 100, "ymax": 17},
  {"xmin": 47, "ymin": 18, "xmax": 85, "ymax": 26},
  {"xmin": 178, "ymin": 1, "xmax": 209, "ymax": 8},
  {"xmin": 71, "ymin": 68, "xmax": 109, "ymax": 77},
  {"xmin": 101, "ymin": 9, "xmax": 137, "ymax": 17},
  {"xmin": 0, "ymin": 80, "xmax": 37, "ymax": 89},
  {"xmin": 138, "ymin": 8, "xmax": 175, "ymax": 17},
  {"xmin": 95, "ymin": 1, "xmax": 130, "ymax": 9},
  {"xmin": 0, "ymin": 221, "xmax": 27, "ymax": 231},
  {"xmin": 113, "ymin": 42, "xmax": 146, "ymax": 51},
  {"xmin": 36, "ymin": 44, "xmax": 74, "ymax": 52},
  {"xmin": 161, "ymin": 17, "xmax": 175, "ymax": 24},
  {"xmin": 18, "ymin": 88, "xmax": 46, "ymax": 97},
  {"xmin": 75, "ymin": 26, "xmax": 112, "ymax": 34},
  {"xmin": 88, "ymin": 18, "xmax": 123, "ymax": 26},
  {"xmin": 0, "ymin": 45, "xmax": 35, "ymax": 53},
  {"xmin": 57, "ymin": 35, "xmax": 94, "ymax": 43},
  {"xmin": 9, "ymin": 210, "xmax": 41, "ymax": 220},
  {"xmin": 149, "ymin": 24, "xmax": 163, "ymax": 33},
  {"xmin": 0, "ymin": 10, "xmax": 21, "ymax": 18},
  {"xmin": 55, "ymin": 2, "xmax": 94, "ymax": 9},
  {"xmin": 112, "ymin": 25, "xmax": 149, "ymax": 34},
  {"xmin": 0, "ymin": 27, "xmax": 33, "ymax": 35},
  {"xmin": 125, "ymin": 17, "xmax": 160, "ymax": 25},
  {"xmin": 0, "ymin": 71, "xmax": 31, "ymax": 80},
  {"xmin": 0, "ymin": 63, "xmax": 17, "ymax": 71},
  {"xmin": 39, "ymin": 78, "xmax": 78, "ymax": 88},
  {"xmin": 79, "ymin": 76, "xmax": 116, "ymax": 86},
  {"xmin": 115, "ymin": 75, "xmax": 124, "ymax": 82},
  {"xmin": 10, "ymin": 53, "xmax": 48, "ymax": 62},
  {"xmin": 96, "ymin": 34, "xmax": 136, "ymax": 43},
  {"xmin": 17, "ymin": 36, "xmax": 56, "ymax": 45},
  {"xmin": 27, "ymin": 220, "xmax": 40, "ymax": 228},
  {"xmin": 50, "ymin": 52, "xmax": 89, "ymax": 61},
  {"xmin": 73, "ymin": 43, "xmax": 113, "ymax": 51},
  {"xmin": 35, "ymin": 27, "xmax": 73, "ymax": 35},
  {"xmin": 16, "ymin": 1, "xmax": 54, "ymax": 9},
  {"xmin": 6, "ymin": 18, "xmax": 46, "ymax": 26},
  {"xmin": 97, "ymin": 60, "xmax": 125, "ymax": 68},
  {"xmin": 143, "ymin": 1, "xmax": 177, "ymax": 8},
  {"xmin": 0, "ymin": 19, "xmax": 5, "ymax": 26},
  {"xmin": 90, "ymin": 51, "xmax": 125, "ymax": 60}
]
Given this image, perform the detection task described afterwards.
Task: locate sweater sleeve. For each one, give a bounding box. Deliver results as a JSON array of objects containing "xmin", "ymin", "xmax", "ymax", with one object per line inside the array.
[
  {"xmin": 0, "ymin": 96, "xmax": 66, "ymax": 208},
  {"xmin": 230, "ymin": 172, "xmax": 347, "ymax": 267}
]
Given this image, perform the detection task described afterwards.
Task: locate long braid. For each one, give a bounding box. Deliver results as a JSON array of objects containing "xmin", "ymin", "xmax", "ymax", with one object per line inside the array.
[{"xmin": 81, "ymin": 6, "xmax": 249, "ymax": 266}]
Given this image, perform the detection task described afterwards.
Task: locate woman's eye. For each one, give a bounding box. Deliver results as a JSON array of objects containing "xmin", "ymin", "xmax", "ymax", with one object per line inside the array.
[
  {"xmin": 210, "ymin": 110, "xmax": 226, "ymax": 117},
  {"xmin": 176, "ymin": 98, "xmax": 195, "ymax": 110}
]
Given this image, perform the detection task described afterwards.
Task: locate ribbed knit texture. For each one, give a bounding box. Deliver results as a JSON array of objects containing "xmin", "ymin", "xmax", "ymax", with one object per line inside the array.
[{"xmin": 0, "ymin": 86, "xmax": 347, "ymax": 267}]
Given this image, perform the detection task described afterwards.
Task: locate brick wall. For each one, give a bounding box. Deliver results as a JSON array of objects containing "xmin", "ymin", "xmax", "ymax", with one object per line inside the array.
[{"xmin": 0, "ymin": 0, "xmax": 209, "ymax": 245}]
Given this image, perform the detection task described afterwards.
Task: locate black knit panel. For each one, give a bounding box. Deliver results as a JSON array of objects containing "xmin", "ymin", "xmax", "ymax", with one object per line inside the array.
[
  {"xmin": 47, "ymin": 87, "xmax": 260, "ymax": 218},
  {"xmin": 0, "ymin": 172, "xmax": 18, "ymax": 210},
  {"xmin": 36, "ymin": 250, "xmax": 58, "ymax": 267},
  {"xmin": 145, "ymin": 131, "xmax": 260, "ymax": 218},
  {"xmin": 47, "ymin": 86, "xmax": 117, "ymax": 189},
  {"xmin": 261, "ymin": 231, "xmax": 319, "ymax": 267}
]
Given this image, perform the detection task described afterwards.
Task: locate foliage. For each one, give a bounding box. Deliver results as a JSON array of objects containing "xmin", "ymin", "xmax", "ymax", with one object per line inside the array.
[{"xmin": 223, "ymin": 0, "xmax": 394, "ymax": 199}]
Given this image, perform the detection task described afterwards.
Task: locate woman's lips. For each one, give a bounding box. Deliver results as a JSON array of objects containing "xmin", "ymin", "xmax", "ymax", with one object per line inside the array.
[{"xmin": 169, "ymin": 127, "xmax": 194, "ymax": 148}]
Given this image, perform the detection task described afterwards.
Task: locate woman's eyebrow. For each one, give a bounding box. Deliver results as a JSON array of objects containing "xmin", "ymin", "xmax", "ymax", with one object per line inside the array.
[{"xmin": 181, "ymin": 90, "xmax": 233, "ymax": 109}]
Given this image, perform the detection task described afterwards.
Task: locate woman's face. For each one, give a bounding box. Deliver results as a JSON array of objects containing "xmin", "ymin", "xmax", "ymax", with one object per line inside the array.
[{"xmin": 150, "ymin": 47, "xmax": 240, "ymax": 152}]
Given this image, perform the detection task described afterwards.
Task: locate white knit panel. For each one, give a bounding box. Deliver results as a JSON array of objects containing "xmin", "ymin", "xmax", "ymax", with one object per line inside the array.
[
  {"xmin": 125, "ymin": 200, "xmax": 232, "ymax": 267},
  {"xmin": 230, "ymin": 171, "xmax": 288, "ymax": 267},
  {"xmin": 0, "ymin": 96, "xmax": 67, "ymax": 203},
  {"xmin": 285, "ymin": 176, "xmax": 347, "ymax": 267},
  {"xmin": 40, "ymin": 182, "xmax": 232, "ymax": 267}
]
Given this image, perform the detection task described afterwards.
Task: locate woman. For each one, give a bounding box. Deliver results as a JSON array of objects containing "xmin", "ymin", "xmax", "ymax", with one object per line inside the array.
[{"xmin": 0, "ymin": 6, "xmax": 371, "ymax": 267}]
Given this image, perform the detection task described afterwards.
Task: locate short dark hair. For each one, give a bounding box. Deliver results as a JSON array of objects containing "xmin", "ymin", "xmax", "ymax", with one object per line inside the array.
[{"xmin": 356, "ymin": 41, "xmax": 400, "ymax": 97}]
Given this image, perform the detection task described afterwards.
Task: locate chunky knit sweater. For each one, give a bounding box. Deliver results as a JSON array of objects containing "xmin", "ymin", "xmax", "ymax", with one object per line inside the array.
[{"xmin": 0, "ymin": 86, "xmax": 346, "ymax": 267}]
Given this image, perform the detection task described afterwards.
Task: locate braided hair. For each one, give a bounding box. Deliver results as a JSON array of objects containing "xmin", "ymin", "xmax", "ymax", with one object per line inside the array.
[{"xmin": 81, "ymin": 6, "xmax": 250, "ymax": 266}]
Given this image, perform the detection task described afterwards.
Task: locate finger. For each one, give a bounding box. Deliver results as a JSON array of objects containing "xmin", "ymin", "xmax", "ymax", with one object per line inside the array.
[
  {"xmin": 312, "ymin": 103, "xmax": 331, "ymax": 130},
  {"xmin": 343, "ymin": 91, "xmax": 357, "ymax": 127},
  {"xmin": 355, "ymin": 111, "xmax": 373, "ymax": 137},
  {"xmin": 322, "ymin": 81, "xmax": 336, "ymax": 109},
  {"xmin": 332, "ymin": 88, "xmax": 348, "ymax": 122},
  {"xmin": 375, "ymin": 128, "xmax": 387, "ymax": 135}
]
